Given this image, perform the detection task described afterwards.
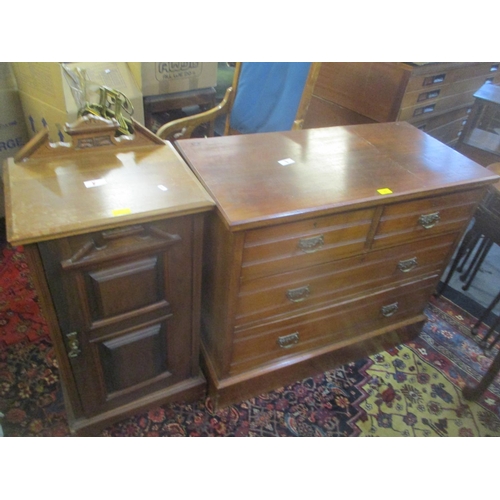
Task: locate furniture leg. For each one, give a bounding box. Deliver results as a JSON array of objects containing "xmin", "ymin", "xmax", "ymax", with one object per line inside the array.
[{"xmin": 460, "ymin": 238, "xmax": 492, "ymax": 291}]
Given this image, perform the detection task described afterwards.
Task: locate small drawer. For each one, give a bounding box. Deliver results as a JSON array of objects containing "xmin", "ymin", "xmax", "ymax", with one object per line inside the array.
[
  {"xmin": 372, "ymin": 190, "xmax": 481, "ymax": 250},
  {"xmin": 241, "ymin": 207, "xmax": 375, "ymax": 280},
  {"xmin": 230, "ymin": 276, "xmax": 437, "ymax": 374},
  {"xmin": 235, "ymin": 231, "xmax": 458, "ymax": 328}
]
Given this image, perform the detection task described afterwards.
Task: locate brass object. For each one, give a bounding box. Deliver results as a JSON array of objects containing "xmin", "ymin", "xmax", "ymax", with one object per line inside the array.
[
  {"xmin": 397, "ymin": 257, "xmax": 418, "ymax": 273},
  {"xmin": 418, "ymin": 212, "xmax": 440, "ymax": 229},
  {"xmin": 66, "ymin": 331, "xmax": 81, "ymax": 358},
  {"xmin": 79, "ymin": 86, "xmax": 135, "ymax": 136},
  {"xmin": 286, "ymin": 285, "xmax": 311, "ymax": 302},
  {"xmin": 277, "ymin": 332, "xmax": 300, "ymax": 349},
  {"xmin": 298, "ymin": 235, "xmax": 324, "ymax": 253},
  {"xmin": 381, "ymin": 302, "xmax": 399, "ymax": 317}
]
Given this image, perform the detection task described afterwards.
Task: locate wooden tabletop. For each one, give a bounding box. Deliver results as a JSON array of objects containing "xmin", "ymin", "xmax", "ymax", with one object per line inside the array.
[
  {"xmin": 175, "ymin": 122, "xmax": 500, "ymax": 231},
  {"xmin": 4, "ymin": 141, "xmax": 215, "ymax": 245}
]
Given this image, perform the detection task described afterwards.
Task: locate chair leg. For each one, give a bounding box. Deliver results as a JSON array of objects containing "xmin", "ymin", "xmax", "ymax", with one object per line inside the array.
[
  {"xmin": 460, "ymin": 239, "xmax": 493, "ymax": 291},
  {"xmin": 463, "ymin": 346, "xmax": 500, "ymax": 401},
  {"xmin": 435, "ymin": 225, "xmax": 480, "ymax": 297},
  {"xmin": 471, "ymin": 289, "xmax": 500, "ymax": 336},
  {"xmin": 457, "ymin": 233, "xmax": 482, "ymax": 273}
]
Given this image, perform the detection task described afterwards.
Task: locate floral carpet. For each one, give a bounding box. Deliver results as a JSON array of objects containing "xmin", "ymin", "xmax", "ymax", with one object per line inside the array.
[{"xmin": 1, "ymin": 241, "xmax": 500, "ymax": 437}]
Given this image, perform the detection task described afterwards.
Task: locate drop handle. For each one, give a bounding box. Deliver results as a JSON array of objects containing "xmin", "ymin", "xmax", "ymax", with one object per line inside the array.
[
  {"xmin": 286, "ymin": 285, "xmax": 311, "ymax": 302},
  {"xmin": 298, "ymin": 235, "xmax": 324, "ymax": 253},
  {"xmin": 398, "ymin": 257, "xmax": 418, "ymax": 273},
  {"xmin": 381, "ymin": 302, "xmax": 399, "ymax": 318},
  {"xmin": 277, "ymin": 332, "xmax": 300, "ymax": 349},
  {"xmin": 418, "ymin": 212, "xmax": 440, "ymax": 229}
]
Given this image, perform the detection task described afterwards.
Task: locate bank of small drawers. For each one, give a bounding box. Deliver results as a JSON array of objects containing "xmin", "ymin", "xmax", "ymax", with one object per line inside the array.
[{"xmin": 229, "ymin": 190, "xmax": 480, "ymax": 375}]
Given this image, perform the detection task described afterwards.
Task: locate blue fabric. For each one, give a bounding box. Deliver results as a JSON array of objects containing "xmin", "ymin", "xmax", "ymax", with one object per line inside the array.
[{"xmin": 229, "ymin": 62, "xmax": 312, "ymax": 134}]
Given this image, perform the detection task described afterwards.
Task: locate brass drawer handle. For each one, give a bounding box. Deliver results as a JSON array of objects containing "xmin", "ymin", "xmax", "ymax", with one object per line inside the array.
[
  {"xmin": 286, "ymin": 285, "xmax": 311, "ymax": 303},
  {"xmin": 66, "ymin": 332, "xmax": 81, "ymax": 358},
  {"xmin": 277, "ymin": 332, "xmax": 300, "ymax": 349},
  {"xmin": 298, "ymin": 235, "xmax": 324, "ymax": 253},
  {"xmin": 418, "ymin": 212, "xmax": 440, "ymax": 229},
  {"xmin": 398, "ymin": 257, "xmax": 418, "ymax": 273},
  {"xmin": 381, "ymin": 302, "xmax": 399, "ymax": 318}
]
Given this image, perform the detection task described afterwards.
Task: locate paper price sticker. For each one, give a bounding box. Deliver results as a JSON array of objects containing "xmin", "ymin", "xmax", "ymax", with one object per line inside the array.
[
  {"xmin": 84, "ymin": 178, "xmax": 107, "ymax": 188},
  {"xmin": 112, "ymin": 208, "xmax": 132, "ymax": 217},
  {"xmin": 377, "ymin": 188, "xmax": 393, "ymax": 195},
  {"xmin": 278, "ymin": 158, "xmax": 295, "ymax": 166}
]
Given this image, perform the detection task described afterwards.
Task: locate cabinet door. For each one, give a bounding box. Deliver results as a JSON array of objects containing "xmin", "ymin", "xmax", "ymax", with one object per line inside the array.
[{"xmin": 38, "ymin": 216, "xmax": 199, "ymax": 417}]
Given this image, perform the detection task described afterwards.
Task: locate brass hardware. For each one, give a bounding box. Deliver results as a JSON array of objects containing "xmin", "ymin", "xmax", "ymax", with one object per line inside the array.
[
  {"xmin": 418, "ymin": 212, "xmax": 440, "ymax": 229},
  {"xmin": 298, "ymin": 235, "xmax": 324, "ymax": 253},
  {"xmin": 286, "ymin": 285, "xmax": 311, "ymax": 303},
  {"xmin": 277, "ymin": 332, "xmax": 300, "ymax": 349},
  {"xmin": 397, "ymin": 257, "xmax": 418, "ymax": 273},
  {"xmin": 381, "ymin": 302, "xmax": 399, "ymax": 317},
  {"xmin": 79, "ymin": 86, "xmax": 135, "ymax": 136},
  {"xmin": 66, "ymin": 332, "xmax": 81, "ymax": 358}
]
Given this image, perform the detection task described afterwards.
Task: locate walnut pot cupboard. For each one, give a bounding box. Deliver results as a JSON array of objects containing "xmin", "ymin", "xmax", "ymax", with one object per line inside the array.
[
  {"xmin": 4, "ymin": 117, "xmax": 215, "ymax": 435},
  {"xmin": 175, "ymin": 122, "xmax": 500, "ymax": 408}
]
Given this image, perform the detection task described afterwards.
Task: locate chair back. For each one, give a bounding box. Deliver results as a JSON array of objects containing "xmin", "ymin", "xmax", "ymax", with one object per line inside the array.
[{"xmin": 227, "ymin": 62, "xmax": 318, "ymax": 134}]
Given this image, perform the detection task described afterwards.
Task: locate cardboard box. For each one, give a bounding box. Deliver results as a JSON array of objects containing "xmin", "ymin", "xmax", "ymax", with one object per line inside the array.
[
  {"xmin": 0, "ymin": 89, "xmax": 30, "ymax": 217},
  {"xmin": 0, "ymin": 62, "xmax": 17, "ymax": 90},
  {"xmin": 12, "ymin": 62, "xmax": 144, "ymax": 141},
  {"xmin": 128, "ymin": 62, "xmax": 218, "ymax": 96}
]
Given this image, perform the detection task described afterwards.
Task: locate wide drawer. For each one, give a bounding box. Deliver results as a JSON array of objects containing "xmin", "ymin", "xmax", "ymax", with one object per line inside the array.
[
  {"xmin": 241, "ymin": 208, "xmax": 375, "ymax": 281},
  {"xmin": 401, "ymin": 74, "xmax": 500, "ymax": 111},
  {"xmin": 372, "ymin": 189, "xmax": 481, "ymax": 250},
  {"xmin": 405, "ymin": 63, "xmax": 500, "ymax": 93},
  {"xmin": 230, "ymin": 276, "xmax": 436, "ymax": 374},
  {"xmin": 235, "ymin": 231, "xmax": 458, "ymax": 329}
]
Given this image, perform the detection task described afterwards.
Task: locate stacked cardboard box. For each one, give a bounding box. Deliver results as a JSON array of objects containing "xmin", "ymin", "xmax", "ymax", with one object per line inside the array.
[
  {"xmin": 0, "ymin": 62, "xmax": 30, "ymax": 218},
  {"xmin": 128, "ymin": 62, "xmax": 217, "ymax": 96}
]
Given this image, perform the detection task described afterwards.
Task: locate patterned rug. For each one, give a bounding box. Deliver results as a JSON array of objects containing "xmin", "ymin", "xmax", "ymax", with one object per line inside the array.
[{"xmin": 1, "ymin": 240, "xmax": 500, "ymax": 437}]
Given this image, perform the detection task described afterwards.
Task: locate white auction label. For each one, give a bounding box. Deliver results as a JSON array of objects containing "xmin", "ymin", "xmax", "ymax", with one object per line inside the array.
[
  {"xmin": 278, "ymin": 158, "xmax": 295, "ymax": 166},
  {"xmin": 84, "ymin": 178, "xmax": 107, "ymax": 188}
]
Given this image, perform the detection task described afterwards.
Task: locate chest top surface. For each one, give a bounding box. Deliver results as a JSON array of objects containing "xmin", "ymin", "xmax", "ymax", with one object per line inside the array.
[
  {"xmin": 4, "ymin": 119, "xmax": 215, "ymax": 246},
  {"xmin": 175, "ymin": 122, "xmax": 499, "ymax": 231}
]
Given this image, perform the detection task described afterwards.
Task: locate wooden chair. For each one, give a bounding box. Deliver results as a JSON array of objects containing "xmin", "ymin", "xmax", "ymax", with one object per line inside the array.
[
  {"xmin": 156, "ymin": 62, "xmax": 322, "ymax": 141},
  {"xmin": 436, "ymin": 162, "xmax": 500, "ymax": 400}
]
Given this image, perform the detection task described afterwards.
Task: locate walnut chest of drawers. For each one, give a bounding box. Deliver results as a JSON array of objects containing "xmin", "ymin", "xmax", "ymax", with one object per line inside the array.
[
  {"xmin": 3, "ymin": 117, "xmax": 215, "ymax": 435},
  {"xmin": 305, "ymin": 63, "xmax": 500, "ymax": 147},
  {"xmin": 175, "ymin": 122, "xmax": 499, "ymax": 408}
]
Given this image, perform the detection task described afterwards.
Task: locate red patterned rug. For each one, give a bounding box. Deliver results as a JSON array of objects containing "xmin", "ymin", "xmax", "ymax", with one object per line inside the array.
[{"xmin": 1, "ymin": 241, "xmax": 500, "ymax": 437}]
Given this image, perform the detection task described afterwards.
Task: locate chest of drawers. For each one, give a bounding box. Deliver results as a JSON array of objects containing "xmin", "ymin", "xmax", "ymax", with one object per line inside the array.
[
  {"xmin": 3, "ymin": 117, "xmax": 215, "ymax": 434},
  {"xmin": 305, "ymin": 63, "xmax": 500, "ymax": 147},
  {"xmin": 175, "ymin": 122, "xmax": 499, "ymax": 408}
]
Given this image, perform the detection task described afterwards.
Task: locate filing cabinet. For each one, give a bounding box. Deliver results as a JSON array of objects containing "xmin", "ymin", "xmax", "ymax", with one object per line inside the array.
[{"xmin": 305, "ymin": 62, "xmax": 500, "ymax": 147}]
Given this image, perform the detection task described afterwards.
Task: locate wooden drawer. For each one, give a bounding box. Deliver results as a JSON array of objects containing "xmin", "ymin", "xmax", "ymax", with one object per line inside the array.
[
  {"xmin": 241, "ymin": 207, "xmax": 375, "ymax": 280},
  {"xmin": 413, "ymin": 105, "xmax": 472, "ymax": 133},
  {"xmin": 405, "ymin": 63, "xmax": 500, "ymax": 93},
  {"xmin": 427, "ymin": 117, "xmax": 469, "ymax": 145},
  {"xmin": 372, "ymin": 189, "xmax": 480, "ymax": 250},
  {"xmin": 401, "ymin": 75, "xmax": 500, "ymax": 111},
  {"xmin": 230, "ymin": 276, "xmax": 437, "ymax": 374},
  {"xmin": 400, "ymin": 91, "xmax": 477, "ymax": 122},
  {"xmin": 235, "ymin": 231, "xmax": 458, "ymax": 329}
]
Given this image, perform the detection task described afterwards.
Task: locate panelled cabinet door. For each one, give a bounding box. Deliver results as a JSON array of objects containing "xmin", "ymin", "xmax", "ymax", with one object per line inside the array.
[{"xmin": 38, "ymin": 216, "xmax": 197, "ymax": 417}]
